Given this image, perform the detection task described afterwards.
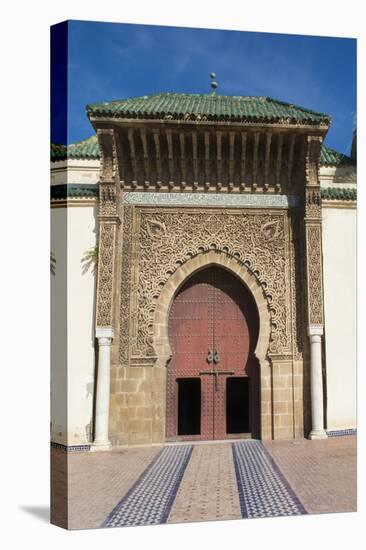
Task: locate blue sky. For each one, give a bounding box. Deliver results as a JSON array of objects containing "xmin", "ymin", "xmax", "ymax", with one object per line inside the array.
[{"xmin": 52, "ymin": 20, "xmax": 356, "ymax": 155}]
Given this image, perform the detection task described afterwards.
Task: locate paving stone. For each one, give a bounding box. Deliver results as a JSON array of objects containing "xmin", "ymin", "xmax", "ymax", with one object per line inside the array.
[
  {"xmin": 67, "ymin": 446, "xmax": 161, "ymax": 529},
  {"xmin": 263, "ymin": 436, "xmax": 357, "ymax": 514},
  {"xmin": 103, "ymin": 445, "xmax": 192, "ymax": 528},
  {"xmin": 167, "ymin": 443, "xmax": 241, "ymax": 524}
]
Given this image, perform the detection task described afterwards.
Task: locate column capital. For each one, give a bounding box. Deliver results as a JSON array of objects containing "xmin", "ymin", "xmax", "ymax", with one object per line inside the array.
[
  {"xmin": 96, "ymin": 326, "xmax": 114, "ymax": 339},
  {"xmin": 308, "ymin": 324, "xmax": 324, "ymax": 337},
  {"xmin": 98, "ymin": 337, "xmax": 113, "ymax": 347}
]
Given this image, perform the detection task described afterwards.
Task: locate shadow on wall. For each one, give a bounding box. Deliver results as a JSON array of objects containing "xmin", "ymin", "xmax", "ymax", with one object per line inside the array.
[{"xmin": 333, "ymin": 164, "xmax": 356, "ymax": 184}]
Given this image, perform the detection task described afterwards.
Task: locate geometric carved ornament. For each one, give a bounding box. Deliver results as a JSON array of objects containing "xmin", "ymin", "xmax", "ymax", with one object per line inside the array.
[{"xmin": 120, "ymin": 209, "xmax": 295, "ymax": 362}]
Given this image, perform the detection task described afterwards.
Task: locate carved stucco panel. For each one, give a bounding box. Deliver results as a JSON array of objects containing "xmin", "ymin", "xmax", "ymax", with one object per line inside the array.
[
  {"xmin": 119, "ymin": 205, "xmax": 134, "ymax": 364},
  {"xmin": 289, "ymin": 211, "xmax": 304, "ymax": 360},
  {"xmin": 305, "ymin": 188, "xmax": 321, "ymax": 219},
  {"xmin": 120, "ymin": 209, "xmax": 294, "ymax": 360},
  {"xmin": 96, "ymin": 222, "xmax": 116, "ymax": 327},
  {"xmin": 306, "ymin": 223, "xmax": 324, "ymax": 326},
  {"xmin": 100, "ymin": 183, "xmax": 117, "ymax": 217}
]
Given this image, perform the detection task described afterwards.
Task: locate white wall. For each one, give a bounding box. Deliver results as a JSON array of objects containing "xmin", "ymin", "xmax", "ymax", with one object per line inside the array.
[
  {"xmin": 51, "ymin": 204, "xmax": 98, "ymax": 446},
  {"xmin": 51, "ymin": 208, "xmax": 68, "ymax": 445},
  {"xmin": 67, "ymin": 206, "xmax": 98, "ymax": 445},
  {"xmin": 322, "ymin": 205, "xmax": 357, "ymax": 430},
  {"xmin": 51, "ymin": 159, "xmax": 100, "ymax": 185},
  {"xmin": 319, "ymin": 165, "xmax": 356, "ymax": 187}
]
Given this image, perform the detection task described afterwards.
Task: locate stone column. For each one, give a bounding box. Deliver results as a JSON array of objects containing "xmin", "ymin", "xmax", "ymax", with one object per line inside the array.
[
  {"xmin": 303, "ymin": 135, "xmax": 327, "ymax": 440},
  {"xmin": 92, "ymin": 327, "xmax": 114, "ymax": 450},
  {"xmin": 308, "ymin": 325, "xmax": 327, "ymax": 439},
  {"xmin": 91, "ymin": 128, "xmax": 121, "ymax": 450}
]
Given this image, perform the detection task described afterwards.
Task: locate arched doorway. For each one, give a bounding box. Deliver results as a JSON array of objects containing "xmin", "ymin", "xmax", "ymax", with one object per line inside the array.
[{"xmin": 166, "ymin": 266, "xmax": 260, "ymax": 441}]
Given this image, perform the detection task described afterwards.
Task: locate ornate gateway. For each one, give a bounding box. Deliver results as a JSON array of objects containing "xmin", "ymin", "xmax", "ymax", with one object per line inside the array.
[{"xmin": 88, "ymin": 93, "xmax": 330, "ymax": 448}]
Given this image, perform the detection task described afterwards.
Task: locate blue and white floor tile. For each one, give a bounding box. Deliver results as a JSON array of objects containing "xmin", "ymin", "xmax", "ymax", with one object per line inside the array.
[
  {"xmin": 101, "ymin": 440, "xmax": 309, "ymax": 528},
  {"xmin": 102, "ymin": 444, "xmax": 193, "ymax": 528},
  {"xmin": 232, "ymin": 440, "xmax": 307, "ymax": 518}
]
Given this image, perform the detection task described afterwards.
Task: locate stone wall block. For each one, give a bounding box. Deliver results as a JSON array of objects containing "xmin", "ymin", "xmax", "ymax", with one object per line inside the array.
[
  {"xmin": 134, "ymin": 433, "xmax": 152, "ymax": 445},
  {"xmin": 274, "ymin": 401, "xmax": 288, "ymax": 414},
  {"xmin": 110, "ymin": 379, "xmax": 121, "ymax": 393},
  {"xmin": 152, "ymin": 431, "xmax": 165, "ymax": 444},
  {"xmin": 137, "ymin": 379, "xmax": 152, "ymax": 393},
  {"xmin": 127, "ymin": 393, "xmax": 145, "ymax": 407},
  {"xmin": 260, "ymin": 401, "xmax": 271, "ymax": 415},
  {"xmin": 128, "ymin": 368, "xmax": 146, "ymax": 379},
  {"xmin": 137, "ymin": 406, "xmax": 153, "ymax": 419}
]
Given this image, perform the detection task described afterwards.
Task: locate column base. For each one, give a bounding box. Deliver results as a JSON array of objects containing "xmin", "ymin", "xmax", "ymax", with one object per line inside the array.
[
  {"xmin": 308, "ymin": 430, "xmax": 328, "ymax": 440},
  {"xmin": 90, "ymin": 441, "xmax": 112, "ymax": 452}
]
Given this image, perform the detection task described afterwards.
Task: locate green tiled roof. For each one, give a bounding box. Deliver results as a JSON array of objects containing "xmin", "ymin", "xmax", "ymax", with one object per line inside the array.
[
  {"xmin": 87, "ymin": 93, "xmax": 330, "ymax": 124},
  {"xmin": 51, "ymin": 143, "xmax": 67, "ymax": 160},
  {"xmin": 51, "ymin": 184, "xmax": 99, "ymax": 199},
  {"xmin": 320, "ymin": 145, "xmax": 353, "ymax": 166},
  {"xmin": 321, "ymin": 187, "xmax": 357, "ymax": 201},
  {"xmin": 51, "ymin": 136, "xmax": 99, "ymax": 161}
]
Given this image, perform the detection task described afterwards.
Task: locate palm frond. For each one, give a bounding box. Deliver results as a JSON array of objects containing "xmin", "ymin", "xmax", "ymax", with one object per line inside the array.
[
  {"xmin": 81, "ymin": 246, "xmax": 98, "ymax": 274},
  {"xmin": 50, "ymin": 251, "xmax": 56, "ymax": 275}
]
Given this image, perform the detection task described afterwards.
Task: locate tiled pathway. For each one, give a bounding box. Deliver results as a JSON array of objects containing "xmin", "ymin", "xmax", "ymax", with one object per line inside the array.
[
  {"xmin": 103, "ymin": 445, "xmax": 193, "ymax": 528},
  {"xmin": 168, "ymin": 443, "xmax": 241, "ymax": 524},
  {"xmin": 232, "ymin": 441, "xmax": 306, "ymax": 518},
  {"xmin": 59, "ymin": 436, "xmax": 356, "ymax": 530}
]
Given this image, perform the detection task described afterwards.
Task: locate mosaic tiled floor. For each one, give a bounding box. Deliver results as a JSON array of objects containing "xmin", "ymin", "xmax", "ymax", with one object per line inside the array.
[
  {"xmin": 103, "ymin": 445, "xmax": 193, "ymax": 528},
  {"xmin": 232, "ymin": 441, "xmax": 306, "ymax": 518},
  {"xmin": 101, "ymin": 440, "xmax": 306, "ymax": 528},
  {"xmin": 58, "ymin": 436, "xmax": 356, "ymax": 530}
]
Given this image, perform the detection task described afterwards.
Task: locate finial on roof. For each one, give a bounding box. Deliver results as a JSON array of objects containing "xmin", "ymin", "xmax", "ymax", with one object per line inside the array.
[{"xmin": 210, "ymin": 72, "xmax": 218, "ymax": 94}]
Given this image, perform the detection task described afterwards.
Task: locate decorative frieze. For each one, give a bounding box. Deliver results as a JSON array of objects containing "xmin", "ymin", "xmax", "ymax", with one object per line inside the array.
[{"xmin": 123, "ymin": 192, "xmax": 299, "ymax": 208}]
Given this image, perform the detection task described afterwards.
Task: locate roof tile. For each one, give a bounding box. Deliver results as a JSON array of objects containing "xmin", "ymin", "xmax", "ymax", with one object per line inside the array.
[
  {"xmin": 320, "ymin": 144, "xmax": 353, "ymax": 166},
  {"xmin": 87, "ymin": 93, "xmax": 330, "ymax": 124},
  {"xmin": 321, "ymin": 187, "xmax": 356, "ymax": 201}
]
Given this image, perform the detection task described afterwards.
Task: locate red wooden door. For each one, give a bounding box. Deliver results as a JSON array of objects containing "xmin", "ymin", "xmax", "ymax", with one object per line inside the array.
[{"xmin": 166, "ymin": 266, "xmax": 258, "ymax": 441}]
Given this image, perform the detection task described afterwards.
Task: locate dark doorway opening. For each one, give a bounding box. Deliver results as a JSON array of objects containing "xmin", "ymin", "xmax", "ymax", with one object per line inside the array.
[
  {"xmin": 177, "ymin": 378, "xmax": 201, "ymax": 436},
  {"xmin": 226, "ymin": 377, "xmax": 250, "ymax": 434}
]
